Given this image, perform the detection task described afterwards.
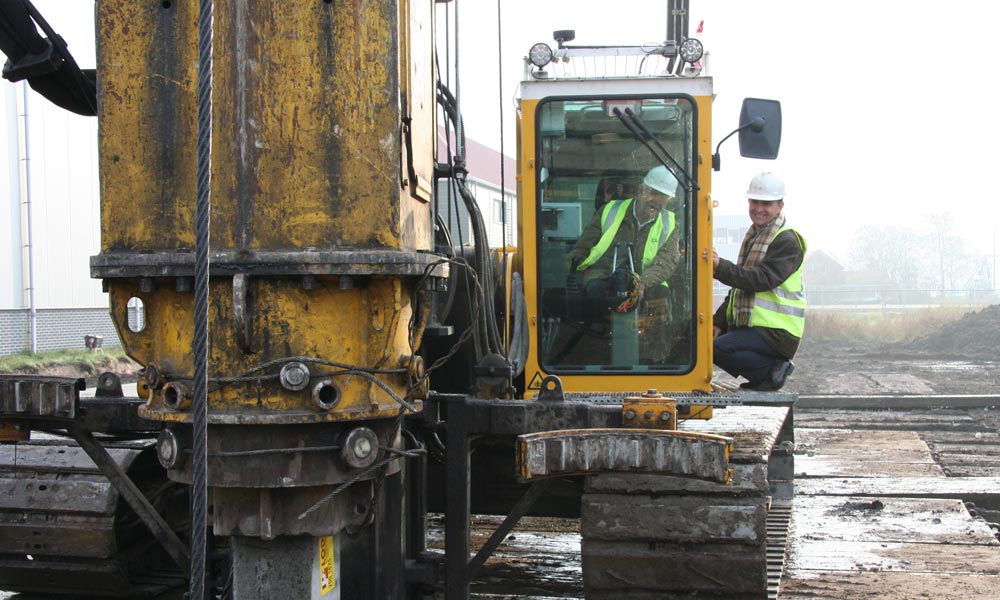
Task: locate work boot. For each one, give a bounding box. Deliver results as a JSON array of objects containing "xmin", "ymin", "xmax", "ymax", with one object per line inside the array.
[
  {"xmin": 741, "ymin": 360, "xmax": 794, "ymax": 391},
  {"xmin": 771, "ymin": 360, "xmax": 794, "ymax": 388}
]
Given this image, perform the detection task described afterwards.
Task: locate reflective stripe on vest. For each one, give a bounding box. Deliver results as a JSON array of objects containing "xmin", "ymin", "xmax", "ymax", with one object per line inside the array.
[
  {"xmin": 732, "ymin": 225, "xmax": 807, "ymax": 337},
  {"xmin": 577, "ymin": 199, "xmax": 676, "ymax": 275}
]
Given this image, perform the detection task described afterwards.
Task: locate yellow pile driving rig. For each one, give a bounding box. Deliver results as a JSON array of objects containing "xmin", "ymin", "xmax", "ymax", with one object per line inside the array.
[{"xmin": 0, "ymin": 1, "xmax": 794, "ymax": 598}]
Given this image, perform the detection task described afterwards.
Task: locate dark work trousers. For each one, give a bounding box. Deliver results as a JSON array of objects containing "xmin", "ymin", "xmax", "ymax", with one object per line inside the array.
[{"xmin": 714, "ymin": 327, "xmax": 783, "ymax": 386}]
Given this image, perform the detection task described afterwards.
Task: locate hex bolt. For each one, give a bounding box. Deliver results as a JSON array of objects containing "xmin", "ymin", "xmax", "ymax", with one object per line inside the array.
[
  {"xmin": 644, "ymin": 411, "xmax": 653, "ymax": 420},
  {"xmin": 624, "ymin": 409, "xmax": 636, "ymax": 420},
  {"xmin": 302, "ymin": 275, "xmax": 317, "ymax": 291},
  {"xmin": 279, "ymin": 361, "xmax": 311, "ymax": 392},
  {"xmin": 341, "ymin": 427, "xmax": 379, "ymax": 469},
  {"xmin": 660, "ymin": 411, "xmax": 671, "ymax": 421},
  {"xmin": 157, "ymin": 429, "xmax": 187, "ymax": 469}
]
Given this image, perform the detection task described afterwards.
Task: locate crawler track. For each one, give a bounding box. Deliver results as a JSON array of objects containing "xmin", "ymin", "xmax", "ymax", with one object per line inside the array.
[
  {"xmin": 432, "ymin": 395, "xmax": 999, "ymax": 600},
  {"xmin": 0, "ymin": 438, "xmax": 188, "ymax": 598}
]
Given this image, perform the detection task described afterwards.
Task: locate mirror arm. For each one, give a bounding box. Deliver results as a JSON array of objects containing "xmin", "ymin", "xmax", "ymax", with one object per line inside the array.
[{"xmin": 712, "ymin": 119, "xmax": 760, "ymax": 172}]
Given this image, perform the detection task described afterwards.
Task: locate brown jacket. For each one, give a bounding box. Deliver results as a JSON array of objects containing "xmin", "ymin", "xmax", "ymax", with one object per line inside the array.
[{"xmin": 712, "ymin": 229, "xmax": 805, "ymax": 358}]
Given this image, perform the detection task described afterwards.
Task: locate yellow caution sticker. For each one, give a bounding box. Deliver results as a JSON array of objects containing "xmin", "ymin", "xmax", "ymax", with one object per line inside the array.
[
  {"xmin": 319, "ymin": 535, "xmax": 335, "ymax": 595},
  {"xmin": 528, "ymin": 371, "xmax": 543, "ymax": 390}
]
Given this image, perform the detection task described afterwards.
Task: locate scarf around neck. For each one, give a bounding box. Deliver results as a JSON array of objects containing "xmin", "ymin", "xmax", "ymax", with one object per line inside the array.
[{"xmin": 729, "ymin": 213, "xmax": 786, "ymax": 328}]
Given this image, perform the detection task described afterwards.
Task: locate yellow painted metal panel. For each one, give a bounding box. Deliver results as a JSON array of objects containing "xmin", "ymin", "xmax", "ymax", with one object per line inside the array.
[
  {"xmin": 96, "ymin": 1, "xmax": 435, "ymax": 425},
  {"xmin": 113, "ymin": 276, "xmax": 413, "ymax": 424},
  {"xmin": 97, "ymin": 0, "xmax": 431, "ymax": 252},
  {"xmin": 97, "ymin": 0, "xmax": 198, "ymax": 251}
]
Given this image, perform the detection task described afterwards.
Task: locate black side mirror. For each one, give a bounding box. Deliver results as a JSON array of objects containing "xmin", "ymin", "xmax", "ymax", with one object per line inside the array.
[
  {"xmin": 738, "ymin": 98, "xmax": 781, "ymax": 160},
  {"xmin": 712, "ymin": 98, "xmax": 782, "ymax": 171}
]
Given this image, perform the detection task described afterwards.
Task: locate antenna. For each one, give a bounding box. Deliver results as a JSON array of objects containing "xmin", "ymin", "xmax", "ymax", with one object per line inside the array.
[
  {"xmin": 666, "ymin": 0, "xmax": 690, "ymax": 73},
  {"xmin": 666, "ymin": 0, "xmax": 690, "ymax": 45}
]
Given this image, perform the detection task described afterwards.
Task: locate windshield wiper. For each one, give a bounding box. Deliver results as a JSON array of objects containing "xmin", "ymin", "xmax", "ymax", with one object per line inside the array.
[{"xmin": 613, "ymin": 107, "xmax": 699, "ymax": 193}]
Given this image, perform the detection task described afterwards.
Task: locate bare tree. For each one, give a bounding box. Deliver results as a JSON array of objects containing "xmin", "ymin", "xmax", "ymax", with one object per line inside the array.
[
  {"xmin": 848, "ymin": 225, "xmax": 926, "ymax": 289},
  {"xmin": 925, "ymin": 212, "xmax": 972, "ymax": 292}
]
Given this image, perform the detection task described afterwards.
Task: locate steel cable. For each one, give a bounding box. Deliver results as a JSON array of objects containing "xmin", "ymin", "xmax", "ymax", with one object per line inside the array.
[{"xmin": 190, "ymin": 0, "xmax": 213, "ymax": 598}]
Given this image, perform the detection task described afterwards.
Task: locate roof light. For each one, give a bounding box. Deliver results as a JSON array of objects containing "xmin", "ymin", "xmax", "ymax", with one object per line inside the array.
[
  {"xmin": 679, "ymin": 38, "xmax": 703, "ymax": 63},
  {"xmin": 528, "ymin": 42, "xmax": 553, "ymax": 68}
]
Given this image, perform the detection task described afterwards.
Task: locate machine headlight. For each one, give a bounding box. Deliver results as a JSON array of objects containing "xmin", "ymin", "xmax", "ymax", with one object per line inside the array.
[
  {"xmin": 679, "ymin": 38, "xmax": 704, "ymax": 63},
  {"xmin": 528, "ymin": 42, "xmax": 553, "ymax": 68}
]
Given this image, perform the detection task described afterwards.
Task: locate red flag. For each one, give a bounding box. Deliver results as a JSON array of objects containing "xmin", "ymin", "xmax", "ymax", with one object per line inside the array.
[{"xmin": 696, "ymin": 20, "xmax": 704, "ymax": 34}]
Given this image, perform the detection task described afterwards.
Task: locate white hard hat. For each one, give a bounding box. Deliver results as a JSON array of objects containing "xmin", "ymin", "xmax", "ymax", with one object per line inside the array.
[
  {"xmin": 746, "ymin": 171, "xmax": 785, "ymax": 201},
  {"xmin": 643, "ymin": 165, "xmax": 678, "ymax": 197}
]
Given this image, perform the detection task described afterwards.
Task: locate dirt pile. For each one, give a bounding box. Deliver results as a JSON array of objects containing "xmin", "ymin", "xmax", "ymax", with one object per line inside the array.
[{"xmin": 905, "ymin": 304, "xmax": 1000, "ymax": 360}]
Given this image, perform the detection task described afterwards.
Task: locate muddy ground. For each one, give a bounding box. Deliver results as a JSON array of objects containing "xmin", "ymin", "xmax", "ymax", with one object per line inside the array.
[{"xmin": 718, "ymin": 305, "xmax": 1000, "ymax": 396}]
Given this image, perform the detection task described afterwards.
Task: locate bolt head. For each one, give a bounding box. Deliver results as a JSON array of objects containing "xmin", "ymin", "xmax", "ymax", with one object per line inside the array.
[
  {"xmin": 353, "ymin": 437, "xmax": 373, "ymax": 458},
  {"xmin": 341, "ymin": 427, "xmax": 379, "ymax": 469},
  {"xmin": 280, "ymin": 362, "xmax": 311, "ymax": 391}
]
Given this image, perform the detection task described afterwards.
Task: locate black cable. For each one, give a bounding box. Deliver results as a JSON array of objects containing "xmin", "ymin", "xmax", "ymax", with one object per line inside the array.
[
  {"xmin": 507, "ymin": 271, "xmax": 529, "ymax": 377},
  {"xmin": 495, "ymin": 0, "xmax": 511, "ymax": 384},
  {"xmin": 452, "ymin": 0, "xmax": 462, "ymax": 169},
  {"xmin": 438, "ymin": 6, "xmax": 501, "ymax": 361},
  {"xmin": 190, "ymin": 0, "xmax": 213, "ymax": 598},
  {"xmin": 437, "ymin": 79, "xmax": 486, "ymax": 360},
  {"xmin": 409, "ymin": 258, "xmax": 484, "ymax": 393}
]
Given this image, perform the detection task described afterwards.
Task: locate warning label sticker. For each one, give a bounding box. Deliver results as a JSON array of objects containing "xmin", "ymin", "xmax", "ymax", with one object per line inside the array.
[
  {"xmin": 528, "ymin": 371, "xmax": 543, "ymax": 390},
  {"xmin": 319, "ymin": 535, "xmax": 335, "ymax": 595}
]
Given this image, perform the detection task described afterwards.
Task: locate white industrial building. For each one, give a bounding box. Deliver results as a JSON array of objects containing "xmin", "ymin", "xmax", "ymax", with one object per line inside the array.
[{"xmin": 0, "ymin": 81, "xmax": 113, "ymax": 355}]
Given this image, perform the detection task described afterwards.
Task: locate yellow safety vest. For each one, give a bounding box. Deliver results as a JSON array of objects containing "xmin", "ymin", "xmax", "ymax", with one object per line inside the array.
[
  {"xmin": 729, "ymin": 225, "xmax": 807, "ymax": 337},
  {"xmin": 577, "ymin": 199, "xmax": 676, "ymax": 278}
]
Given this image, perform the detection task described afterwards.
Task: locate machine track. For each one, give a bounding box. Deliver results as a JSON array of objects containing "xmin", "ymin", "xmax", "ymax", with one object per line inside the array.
[
  {"xmin": 578, "ymin": 405, "xmax": 794, "ymax": 599},
  {"xmin": 0, "ymin": 438, "xmax": 188, "ymax": 598},
  {"xmin": 766, "ymin": 502, "xmax": 792, "ymax": 599}
]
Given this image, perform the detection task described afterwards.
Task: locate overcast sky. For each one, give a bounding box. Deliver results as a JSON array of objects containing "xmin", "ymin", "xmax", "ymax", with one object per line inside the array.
[
  {"xmin": 26, "ymin": 0, "xmax": 1000, "ymax": 263},
  {"xmin": 441, "ymin": 0, "xmax": 1000, "ymax": 262}
]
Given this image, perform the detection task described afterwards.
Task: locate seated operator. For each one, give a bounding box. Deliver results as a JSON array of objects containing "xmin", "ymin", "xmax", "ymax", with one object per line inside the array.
[
  {"xmin": 593, "ymin": 174, "xmax": 636, "ymax": 213},
  {"xmin": 566, "ymin": 165, "xmax": 682, "ymax": 328}
]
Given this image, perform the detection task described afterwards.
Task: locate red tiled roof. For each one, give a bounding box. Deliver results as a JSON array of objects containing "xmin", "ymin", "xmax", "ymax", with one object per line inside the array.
[{"xmin": 438, "ymin": 127, "xmax": 516, "ymax": 192}]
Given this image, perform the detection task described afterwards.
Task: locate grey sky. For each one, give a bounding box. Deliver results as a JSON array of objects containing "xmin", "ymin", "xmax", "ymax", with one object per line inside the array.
[
  {"xmin": 443, "ymin": 1, "xmax": 1000, "ymax": 261},
  {"xmin": 26, "ymin": 0, "xmax": 1000, "ymax": 263}
]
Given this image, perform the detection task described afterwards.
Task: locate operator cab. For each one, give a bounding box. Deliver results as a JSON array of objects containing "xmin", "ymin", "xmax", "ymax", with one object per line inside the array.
[
  {"xmin": 536, "ymin": 97, "xmax": 696, "ymax": 374},
  {"xmin": 517, "ymin": 35, "xmax": 780, "ymax": 397}
]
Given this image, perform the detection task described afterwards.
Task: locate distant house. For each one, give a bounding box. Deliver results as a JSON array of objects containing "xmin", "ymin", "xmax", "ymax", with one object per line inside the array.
[
  {"xmin": 436, "ymin": 128, "xmax": 517, "ymax": 249},
  {"xmin": 803, "ymin": 250, "xmax": 899, "ymax": 305},
  {"xmin": 803, "ymin": 249, "xmax": 847, "ymax": 287}
]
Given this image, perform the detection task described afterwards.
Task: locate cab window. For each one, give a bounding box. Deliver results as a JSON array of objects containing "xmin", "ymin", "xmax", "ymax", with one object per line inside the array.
[{"xmin": 536, "ymin": 97, "xmax": 696, "ymax": 373}]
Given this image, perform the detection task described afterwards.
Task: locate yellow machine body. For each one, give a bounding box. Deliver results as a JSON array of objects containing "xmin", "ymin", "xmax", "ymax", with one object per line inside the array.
[{"xmin": 93, "ymin": 0, "xmax": 439, "ymax": 425}]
